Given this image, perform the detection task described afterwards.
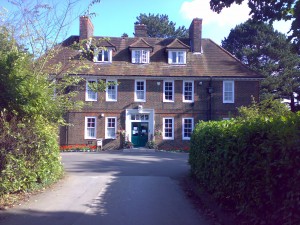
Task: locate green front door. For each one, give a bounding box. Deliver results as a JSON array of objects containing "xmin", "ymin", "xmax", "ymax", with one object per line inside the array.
[{"xmin": 131, "ymin": 122, "xmax": 148, "ymax": 147}]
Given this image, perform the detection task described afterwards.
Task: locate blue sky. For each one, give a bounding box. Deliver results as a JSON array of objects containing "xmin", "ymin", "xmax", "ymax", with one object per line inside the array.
[{"xmin": 1, "ymin": 0, "xmax": 291, "ymax": 44}]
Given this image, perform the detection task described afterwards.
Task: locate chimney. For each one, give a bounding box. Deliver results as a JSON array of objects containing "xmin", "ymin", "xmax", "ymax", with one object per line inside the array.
[
  {"xmin": 189, "ymin": 18, "xmax": 202, "ymax": 53},
  {"xmin": 79, "ymin": 16, "xmax": 94, "ymax": 40},
  {"xmin": 134, "ymin": 24, "xmax": 148, "ymax": 37}
]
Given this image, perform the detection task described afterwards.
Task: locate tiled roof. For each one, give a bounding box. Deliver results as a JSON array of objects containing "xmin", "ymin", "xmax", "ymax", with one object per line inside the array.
[
  {"xmin": 93, "ymin": 38, "xmax": 116, "ymax": 50},
  {"xmin": 129, "ymin": 38, "xmax": 153, "ymax": 51},
  {"xmin": 46, "ymin": 35, "xmax": 262, "ymax": 78},
  {"xmin": 166, "ymin": 38, "xmax": 190, "ymax": 50}
]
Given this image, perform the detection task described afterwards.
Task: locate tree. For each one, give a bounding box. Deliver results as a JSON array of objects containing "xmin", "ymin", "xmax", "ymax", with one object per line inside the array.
[
  {"xmin": 135, "ymin": 13, "xmax": 188, "ymax": 38},
  {"xmin": 210, "ymin": 0, "xmax": 300, "ymax": 49},
  {"xmin": 0, "ymin": 0, "xmax": 101, "ymax": 199},
  {"xmin": 222, "ymin": 20, "xmax": 300, "ymax": 111}
]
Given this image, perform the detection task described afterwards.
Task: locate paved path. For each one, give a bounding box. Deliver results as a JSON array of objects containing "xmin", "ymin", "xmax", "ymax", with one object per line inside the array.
[{"xmin": 0, "ymin": 151, "xmax": 210, "ymax": 225}]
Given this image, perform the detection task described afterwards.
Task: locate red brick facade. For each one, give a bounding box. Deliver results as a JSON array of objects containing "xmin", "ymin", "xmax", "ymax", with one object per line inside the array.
[
  {"xmin": 59, "ymin": 79, "xmax": 260, "ymax": 150},
  {"xmin": 54, "ymin": 16, "xmax": 262, "ymax": 150}
]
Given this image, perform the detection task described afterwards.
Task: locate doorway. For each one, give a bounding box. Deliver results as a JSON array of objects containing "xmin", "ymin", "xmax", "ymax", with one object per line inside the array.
[{"xmin": 131, "ymin": 122, "xmax": 148, "ymax": 147}]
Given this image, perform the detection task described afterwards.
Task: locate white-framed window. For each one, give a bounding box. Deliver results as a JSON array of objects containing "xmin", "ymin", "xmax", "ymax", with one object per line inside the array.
[
  {"xmin": 223, "ymin": 80, "xmax": 235, "ymax": 103},
  {"xmin": 163, "ymin": 117, "xmax": 174, "ymax": 140},
  {"xmin": 105, "ymin": 117, "xmax": 117, "ymax": 139},
  {"xmin": 85, "ymin": 117, "xmax": 96, "ymax": 139},
  {"xmin": 168, "ymin": 50, "xmax": 186, "ymax": 64},
  {"xmin": 163, "ymin": 80, "xmax": 174, "ymax": 102},
  {"xmin": 85, "ymin": 79, "xmax": 97, "ymax": 101},
  {"xmin": 132, "ymin": 50, "xmax": 150, "ymax": 63},
  {"xmin": 182, "ymin": 118, "xmax": 194, "ymax": 140},
  {"xmin": 183, "ymin": 81, "xmax": 194, "ymax": 102},
  {"xmin": 106, "ymin": 79, "xmax": 117, "ymax": 101},
  {"xmin": 93, "ymin": 49, "xmax": 112, "ymax": 63},
  {"xmin": 135, "ymin": 80, "xmax": 146, "ymax": 102}
]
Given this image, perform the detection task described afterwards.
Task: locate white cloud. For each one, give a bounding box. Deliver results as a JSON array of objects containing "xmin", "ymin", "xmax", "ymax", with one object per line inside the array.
[{"xmin": 180, "ymin": 0, "xmax": 250, "ymax": 27}]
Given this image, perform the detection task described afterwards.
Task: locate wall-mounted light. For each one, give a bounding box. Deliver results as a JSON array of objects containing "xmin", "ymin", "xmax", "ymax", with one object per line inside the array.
[
  {"xmin": 157, "ymin": 81, "xmax": 161, "ymax": 86},
  {"xmin": 198, "ymin": 81, "xmax": 202, "ymax": 86},
  {"xmin": 100, "ymin": 113, "xmax": 104, "ymax": 118},
  {"xmin": 138, "ymin": 105, "xmax": 143, "ymax": 113}
]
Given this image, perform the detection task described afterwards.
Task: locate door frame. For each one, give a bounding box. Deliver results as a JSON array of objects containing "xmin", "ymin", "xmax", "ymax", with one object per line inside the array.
[{"xmin": 125, "ymin": 109, "xmax": 155, "ymax": 145}]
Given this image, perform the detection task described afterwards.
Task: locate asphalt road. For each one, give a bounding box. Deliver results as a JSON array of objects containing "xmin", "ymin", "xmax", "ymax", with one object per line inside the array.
[{"xmin": 0, "ymin": 151, "xmax": 210, "ymax": 225}]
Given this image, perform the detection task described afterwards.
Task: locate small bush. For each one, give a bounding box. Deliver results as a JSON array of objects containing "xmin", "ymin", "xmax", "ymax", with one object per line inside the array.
[
  {"xmin": 0, "ymin": 111, "xmax": 63, "ymax": 196},
  {"xmin": 189, "ymin": 112, "xmax": 300, "ymax": 224}
]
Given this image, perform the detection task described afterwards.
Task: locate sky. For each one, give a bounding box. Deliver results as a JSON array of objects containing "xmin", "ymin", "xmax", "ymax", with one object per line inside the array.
[{"xmin": 1, "ymin": 0, "xmax": 292, "ymax": 45}]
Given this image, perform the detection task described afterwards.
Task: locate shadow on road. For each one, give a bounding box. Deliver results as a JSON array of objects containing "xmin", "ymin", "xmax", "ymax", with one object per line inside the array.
[{"xmin": 0, "ymin": 152, "xmax": 209, "ymax": 225}]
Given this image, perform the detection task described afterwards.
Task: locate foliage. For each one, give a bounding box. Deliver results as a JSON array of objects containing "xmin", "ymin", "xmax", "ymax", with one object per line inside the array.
[
  {"xmin": 0, "ymin": 0, "xmax": 100, "ymax": 197},
  {"xmin": 189, "ymin": 111, "xmax": 300, "ymax": 224},
  {"xmin": 238, "ymin": 98, "xmax": 291, "ymax": 118},
  {"xmin": 0, "ymin": 110, "xmax": 63, "ymax": 196},
  {"xmin": 210, "ymin": 0, "xmax": 300, "ymax": 49},
  {"xmin": 135, "ymin": 13, "xmax": 189, "ymax": 38},
  {"xmin": 146, "ymin": 140, "xmax": 158, "ymax": 149},
  {"xmin": 124, "ymin": 141, "xmax": 134, "ymax": 149},
  {"xmin": 222, "ymin": 20, "xmax": 300, "ymax": 111}
]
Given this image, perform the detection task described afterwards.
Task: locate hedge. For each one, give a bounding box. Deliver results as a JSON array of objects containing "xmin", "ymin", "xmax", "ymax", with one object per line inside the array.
[
  {"xmin": 0, "ymin": 112, "xmax": 63, "ymax": 196},
  {"xmin": 189, "ymin": 113, "xmax": 300, "ymax": 225}
]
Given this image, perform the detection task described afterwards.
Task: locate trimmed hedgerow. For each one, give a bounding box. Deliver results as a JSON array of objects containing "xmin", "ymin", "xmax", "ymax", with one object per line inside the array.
[
  {"xmin": 189, "ymin": 113, "xmax": 300, "ymax": 225},
  {"xmin": 0, "ymin": 112, "xmax": 63, "ymax": 196}
]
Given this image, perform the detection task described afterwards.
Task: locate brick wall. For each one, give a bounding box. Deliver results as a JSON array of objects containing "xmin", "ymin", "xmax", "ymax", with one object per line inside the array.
[{"xmin": 61, "ymin": 78, "xmax": 260, "ymax": 150}]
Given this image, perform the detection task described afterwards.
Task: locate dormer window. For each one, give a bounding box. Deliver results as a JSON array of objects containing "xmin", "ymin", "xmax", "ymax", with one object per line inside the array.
[
  {"xmin": 132, "ymin": 50, "xmax": 150, "ymax": 64},
  {"xmin": 168, "ymin": 50, "xmax": 186, "ymax": 64},
  {"xmin": 93, "ymin": 48, "xmax": 112, "ymax": 63}
]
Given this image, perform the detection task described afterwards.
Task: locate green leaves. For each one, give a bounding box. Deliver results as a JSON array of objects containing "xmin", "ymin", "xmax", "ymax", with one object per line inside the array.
[
  {"xmin": 135, "ymin": 13, "xmax": 189, "ymax": 38},
  {"xmin": 189, "ymin": 112, "xmax": 300, "ymax": 224},
  {"xmin": 222, "ymin": 20, "xmax": 300, "ymax": 111}
]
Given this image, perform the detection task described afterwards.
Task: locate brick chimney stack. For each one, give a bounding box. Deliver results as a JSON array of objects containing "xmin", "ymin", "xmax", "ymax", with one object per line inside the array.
[
  {"xmin": 79, "ymin": 16, "xmax": 94, "ymax": 40},
  {"xmin": 134, "ymin": 24, "xmax": 148, "ymax": 37},
  {"xmin": 189, "ymin": 18, "xmax": 202, "ymax": 53}
]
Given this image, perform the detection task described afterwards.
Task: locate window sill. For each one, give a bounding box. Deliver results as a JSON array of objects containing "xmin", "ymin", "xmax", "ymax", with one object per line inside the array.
[
  {"xmin": 94, "ymin": 61, "xmax": 112, "ymax": 64},
  {"xmin": 85, "ymin": 99, "xmax": 97, "ymax": 102},
  {"xmin": 163, "ymin": 100, "xmax": 175, "ymax": 103},
  {"xmin": 182, "ymin": 137, "xmax": 191, "ymax": 141}
]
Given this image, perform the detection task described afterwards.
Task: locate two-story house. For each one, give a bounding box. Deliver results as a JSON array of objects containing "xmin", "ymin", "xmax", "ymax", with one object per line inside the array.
[{"xmin": 51, "ymin": 16, "xmax": 262, "ymax": 150}]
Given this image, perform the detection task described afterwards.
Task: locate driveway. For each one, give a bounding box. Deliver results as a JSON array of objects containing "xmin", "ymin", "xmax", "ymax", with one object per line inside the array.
[{"xmin": 0, "ymin": 151, "xmax": 210, "ymax": 225}]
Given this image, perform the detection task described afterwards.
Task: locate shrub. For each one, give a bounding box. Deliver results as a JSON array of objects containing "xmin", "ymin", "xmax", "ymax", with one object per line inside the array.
[
  {"xmin": 189, "ymin": 112, "xmax": 300, "ymax": 224},
  {"xmin": 0, "ymin": 111, "xmax": 63, "ymax": 196},
  {"xmin": 146, "ymin": 140, "xmax": 158, "ymax": 149}
]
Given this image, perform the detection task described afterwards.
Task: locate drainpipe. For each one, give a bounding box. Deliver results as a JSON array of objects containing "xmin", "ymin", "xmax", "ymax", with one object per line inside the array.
[
  {"xmin": 207, "ymin": 77, "xmax": 213, "ymax": 120},
  {"xmin": 65, "ymin": 113, "xmax": 69, "ymax": 145}
]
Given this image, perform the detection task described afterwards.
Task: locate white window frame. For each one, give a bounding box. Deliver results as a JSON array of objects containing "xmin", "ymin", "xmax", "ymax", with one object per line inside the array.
[
  {"xmin": 93, "ymin": 48, "xmax": 112, "ymax": 63},
  {"xmin": 163, "ymin": 80, "xmax": 174, "ymax": 102},
  {"xmin": 134, "ymin": 80, "xmax": 146, "ymax": 102},
  {"xmin": 168, "ymin": 50, "xmax": 186, "ymax": 64},
  {"xmin": 223, "ymin": 80, "xmax": 235, "ymax": 103},
  {"xmin": 85, "ymin": 117, "xmax": 97, "ymax": 139},
  {"xmin": 106, "ymin": 79, "xmax": 118, "ymax": 102},
  {"xmin": 182, "ymin": 118, "xmax": 194, "ymax": 140},
  {"xmin": 105, "ymin": 117, "xmax": 117, "ymax": 139},
  {"xmin": 85, "ymin": 79, "xmax": 97, "ymax": 101},
  {"xmin": 163, "ymin": 117, "xmax": 174, "ymax": 140},
  {"xmin": 132, "ymin": 49, "xmax": 150, "ymax": 64},
  {"xmin": 183, "ymin": 80, "xmax": 194, "ymax": 103}
]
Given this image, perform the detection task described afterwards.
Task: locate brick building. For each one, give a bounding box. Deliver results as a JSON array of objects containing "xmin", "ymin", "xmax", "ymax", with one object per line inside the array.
[{"xmin": 51, "ymin": 16, "xmax": 262, "ymax": 150}]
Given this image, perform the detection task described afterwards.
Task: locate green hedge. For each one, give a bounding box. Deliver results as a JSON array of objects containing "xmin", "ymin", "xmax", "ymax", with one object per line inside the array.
[
  {"xmin": 0, "ymin": 112, "xmax": 63, "ymax": 196},
  {"xmin": 189, "ymin": 113, "xmax": 300, "ymax": 224}
]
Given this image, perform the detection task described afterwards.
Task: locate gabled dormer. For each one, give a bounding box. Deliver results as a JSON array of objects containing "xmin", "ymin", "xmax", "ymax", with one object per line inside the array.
[
  {"xmin": 93, "ymin": 39, "xmax": 116, "ymax": 63},
  {"xmin": 129, "ymin": 38, "xmax": 153, "ymax": 64},
  {"xmin": 166, "ymin": 39, "xmax": 190, "ymax": 65}
]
